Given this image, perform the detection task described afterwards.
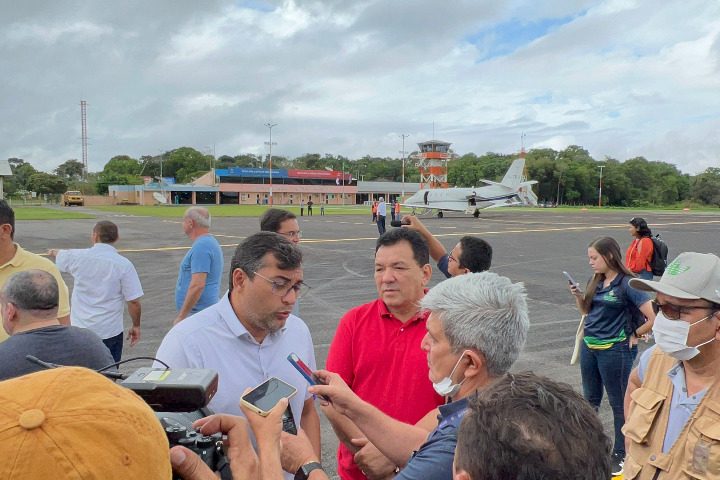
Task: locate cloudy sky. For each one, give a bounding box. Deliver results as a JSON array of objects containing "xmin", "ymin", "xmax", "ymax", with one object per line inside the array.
[{"xmin": 2, "ymin": 0, "xmax": 719, "ymax": 174}]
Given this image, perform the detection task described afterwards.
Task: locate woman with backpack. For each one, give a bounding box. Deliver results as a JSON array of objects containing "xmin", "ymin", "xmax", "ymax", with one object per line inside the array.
[
  {"xmin": 568, "ymin": 236, "xmax": 655, "ymax": 476},
  {"xmin": 626, "ymin": 217, "xmax": 654, "ymax": 280}
]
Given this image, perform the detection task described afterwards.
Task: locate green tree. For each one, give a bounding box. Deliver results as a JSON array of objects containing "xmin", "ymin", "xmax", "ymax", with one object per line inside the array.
[
  {"xmin": 690, "ymin": 168, "xmax": 720, "ymax": 206},
  {"xmin": 27, "ymin": 172, "xmax": 67, "ymax": 194},
  {"xmin": 55, "ymin": 159, "xmax": 85, "ymax": 179},
  {"xmin": 103, "ymin": 155, "xmax": 142, "ymax": 175}
]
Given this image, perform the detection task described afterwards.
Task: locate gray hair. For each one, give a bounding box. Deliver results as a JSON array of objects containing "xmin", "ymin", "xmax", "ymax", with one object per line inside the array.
[
  {"xmin": 420, "ymin": 271, "xmax": 529, "ymax": 377},
  {"xmin": 1, "ymin": 270, "xmax": 59, "ymax": 313},
  {"xmin": 185, "ymin": 207, "xmax": 211, "ymax": 229}
]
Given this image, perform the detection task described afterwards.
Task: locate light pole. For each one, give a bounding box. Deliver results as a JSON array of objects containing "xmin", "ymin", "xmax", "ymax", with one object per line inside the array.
[
  {"xmin": 264, "ymin": 122, "xmax": 277, "ymax": 205},
  {"xmin": 400, "ymin": 134, "xmax": 409, "ymax": 198},
  {"xmin": 598, "ymin": 164, "xmax": 605, "ymax": 207}
]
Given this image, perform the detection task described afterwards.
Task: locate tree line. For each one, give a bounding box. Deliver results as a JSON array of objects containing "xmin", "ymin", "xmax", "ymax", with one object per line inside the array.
[{"xmin": 5, "ymin": 145, "xmax": 719, "ymax": 207}]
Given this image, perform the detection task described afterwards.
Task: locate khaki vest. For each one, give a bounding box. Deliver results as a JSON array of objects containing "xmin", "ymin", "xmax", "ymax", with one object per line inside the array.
[{"xmin": 623, "ymin": 348, "xmax": 720, "ymax": 479}]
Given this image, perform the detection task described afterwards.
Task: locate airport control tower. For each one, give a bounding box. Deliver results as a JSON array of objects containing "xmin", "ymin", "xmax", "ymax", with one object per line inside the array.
[{"xmin": 412, "ymin": 140, "xmax": 456, "ymax": 189}]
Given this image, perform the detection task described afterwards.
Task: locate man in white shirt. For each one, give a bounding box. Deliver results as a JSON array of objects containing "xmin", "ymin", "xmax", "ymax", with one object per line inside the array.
[
  {"xmin": 48, "ymin": 221, "xmax": 143, "ymax": 363},
  {"xmin": 155, "ymin": 232, "xmax": 321, "ymax": 471},
  {"xmin": 376, "ymin": 196, "xmax": 387, "ymax": 235}
]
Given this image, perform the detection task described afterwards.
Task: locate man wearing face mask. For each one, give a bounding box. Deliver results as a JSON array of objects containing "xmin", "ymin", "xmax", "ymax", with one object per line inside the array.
[
  {"xmin": 314, "ymin": 272, "xmax": 529, "ymax": 480},
  {"xmin": 623, "ymin": 252, "xmax": 720, "ymax": 480}
]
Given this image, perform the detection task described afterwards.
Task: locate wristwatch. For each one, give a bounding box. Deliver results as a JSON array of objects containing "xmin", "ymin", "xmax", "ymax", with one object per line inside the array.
[{"xmin": 295, "ymin": 461, "xmax": 324, "ymax": 480}]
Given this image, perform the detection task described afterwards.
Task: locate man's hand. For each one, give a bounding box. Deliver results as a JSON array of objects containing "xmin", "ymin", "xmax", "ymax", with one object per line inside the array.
[
  {"xmin": 310, "ymin": 370, "xmax": 362, "ymax": 417},
  {"xmin": 126, "ymin": 325, "xmax": 140, "ymax": 346},
  {"xmin": 46, "ymin": 249, "xmax": 59, "ymax": 258},
  {"xmin": 239, "ymin": 395, "xmax": 288, "ymax": 448},
  {"xmin": 281, "ymin": 429, "xmax": 320, "ymax": 474},
  {"xmin": 173, "ymin": 315, "xmax": 185, "ymax": 325},
  {"xmin": 352, "ymin": 438, "xmax": 397, "ymax": 480},
  {"xmin": 170, "ymin": 414, "xmax": 258, "ymax": 480}
]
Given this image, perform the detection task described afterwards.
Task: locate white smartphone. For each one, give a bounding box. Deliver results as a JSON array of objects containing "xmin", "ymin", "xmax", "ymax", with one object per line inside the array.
[
  {"xmin": 240, "ymin": 377, "xmax": 297, "ymax": 417},
  {"xmin": 563, "ymin": 271, "xmax": 583, "ymax": 293}
]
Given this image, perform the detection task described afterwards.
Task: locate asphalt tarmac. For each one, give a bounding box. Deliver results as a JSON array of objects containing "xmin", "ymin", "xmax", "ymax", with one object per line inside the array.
[{"xmin": 18, "ymin": 207, "xmax": 720, "ymax": 478}]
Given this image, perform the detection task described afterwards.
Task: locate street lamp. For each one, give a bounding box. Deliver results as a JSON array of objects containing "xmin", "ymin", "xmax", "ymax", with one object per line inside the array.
[
  {"xmin": 264, "ymin": 122, "xmax": 277, "ymax": 205},
  {"xmin": 400, "ymin": 134, "xmax": 409, "ymax": 198},
  {"xmin": 598, "ymin": 164, "xmax": 606, "ymax": 207}
]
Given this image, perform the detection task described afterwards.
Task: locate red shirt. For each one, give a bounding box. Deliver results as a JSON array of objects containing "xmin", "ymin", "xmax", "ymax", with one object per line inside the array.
[
  {"xmin": 326, "ymin": 299, "xmax": 443, "ymax": 480},
  {"xmin": 626, "ymin": 237, "xmax": 653, "ymax": 273}
]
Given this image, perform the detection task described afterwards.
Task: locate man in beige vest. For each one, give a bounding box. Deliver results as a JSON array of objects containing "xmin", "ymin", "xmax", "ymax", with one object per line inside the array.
[{"xmin": 623, "ymin": 252, "xmax": 720, "ymax": 479}]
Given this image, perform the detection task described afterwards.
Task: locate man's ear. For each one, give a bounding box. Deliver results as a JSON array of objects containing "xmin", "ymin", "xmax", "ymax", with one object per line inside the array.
[
  {"xmin": 421, "ymin": 264, "xmax": 433, "ymax": 285},
  {"xmin": 231, "ymin": 268, "xmax": 247, "ymax": 291},
  {"xmin": 463, "ymin": 350, "xmax": 486, "ymax": 380},
  {"xmin": 453, "ymin": 470, "xmax": 471, "ymax": 480}
]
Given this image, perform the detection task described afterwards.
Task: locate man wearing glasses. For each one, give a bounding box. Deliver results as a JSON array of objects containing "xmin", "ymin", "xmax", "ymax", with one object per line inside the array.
[
  {"xmin": 623, "ymin": 252, "xmax": 720, "ymax": 479},
  {"xmin": 155, "ymin": 232, "xmax": 321, "ymax": 460},
  {"xmin": 260, "ymin": 208, "xmax": 303, "ymax": 317}
]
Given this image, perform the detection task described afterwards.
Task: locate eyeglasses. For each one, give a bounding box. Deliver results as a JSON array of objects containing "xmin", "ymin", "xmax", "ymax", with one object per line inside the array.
[
  {"xmin": 253, "ymin": 271, "xmax": 310, "ymax": 299},
  {"xmin": 652, "ymin": 300, "xmax": 718, "ymax": 320},
  {"xmin": 448, "ymin": 253, "xmax": 457, "ymax": 263},
  {"xmin": 279, "ymin": 230, "xmax": 302, "ymax": 240}
]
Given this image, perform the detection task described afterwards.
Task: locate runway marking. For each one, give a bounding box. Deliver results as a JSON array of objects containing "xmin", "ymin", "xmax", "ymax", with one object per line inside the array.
[{"xmin": 37, "ymin": 218, "xmax": 719, "ymax": 256}]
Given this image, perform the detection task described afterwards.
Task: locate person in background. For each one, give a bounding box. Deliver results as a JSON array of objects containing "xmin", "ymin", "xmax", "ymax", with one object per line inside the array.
[
  {"xmin": 568, "ymin": 236, "xmax": 655, "ymax": 476},
  {"xmin": 626, "ymin": 217, "xmax": 654, "ymax": 280},
  {"xmin": 174, "ymin": 207, "xmax": 223, "ymax": 324},
  {"xmin": 260, "ymin": 208, "xmax": 302, "ymax": 316},
  {"xmin": 48, "ymin": 221, "xmax": 142, "ymax": 363},
  {"xmin": 0, "ymin": 200, "xmax": 70, "ymax": 343},
  {"xmin": 376, "ymin": 197, "xmax": 387, "ymax": 235}
]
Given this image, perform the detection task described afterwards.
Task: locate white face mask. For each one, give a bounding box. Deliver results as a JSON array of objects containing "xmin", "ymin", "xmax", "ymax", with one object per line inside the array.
[
  {"xmin": 432, "ymin": 350, "xmax": 469, "ymax": 397},
  {"xmin": 652, "ymin": 312, "xmax": 716, "ymax": 361}
]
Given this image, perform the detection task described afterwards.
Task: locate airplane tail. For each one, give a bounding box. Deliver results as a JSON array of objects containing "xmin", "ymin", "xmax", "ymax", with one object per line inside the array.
[{"xmin": 500, "ymin": 158, "xmax": 526, "ymax": 189}]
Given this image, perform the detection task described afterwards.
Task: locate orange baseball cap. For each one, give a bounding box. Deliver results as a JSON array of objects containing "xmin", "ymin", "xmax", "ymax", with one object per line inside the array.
[{"xmin": 0, "ymin": 367, "xmax": 171, "ymax": 479}]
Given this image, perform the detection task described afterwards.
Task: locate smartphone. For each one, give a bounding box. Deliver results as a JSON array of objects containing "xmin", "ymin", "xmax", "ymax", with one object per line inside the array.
[
  {"xmin": 240, "ymin": 377, "xmax": 297, "ymax": 417},
  {"xmin": 563, "ymin": 271, "xmax": 583, "ymax": 293},
  {"xmin": 288, "ymin": 353, "xmax": 329, "ymax": 401}
]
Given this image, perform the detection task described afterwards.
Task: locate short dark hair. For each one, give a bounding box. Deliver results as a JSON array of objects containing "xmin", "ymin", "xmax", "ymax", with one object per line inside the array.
[
  {"xmin": 1, "ymin": 270, "xmax": 59, "ymax": 312},
  {"xmin": 456, "ymin": 371, "xmax": 610, "ymax": 480},
  {"xmin": 0, "ymin": 200, "xmax": 15, "ymax": 239},
  {"xmin": 260, "ymin": 208, "xmax": 297, "ymax": 233},
  {"xmin": 458, "ymin": 236, "xmax": 492, "ymax": 273},
  {"xmin": 375, "ymin": 228, "xmax": 429, "ymax": 267},
  {"xmin": 93, "ymin": 221, "xmax": 119, "ymax": 243},
  {"xmin": 229, "ymin": 232, "xmax": 303, "ymax": 288},
  {"xmin": 629, "ymin": 217, "xmax": 652, "ymax": 237}
]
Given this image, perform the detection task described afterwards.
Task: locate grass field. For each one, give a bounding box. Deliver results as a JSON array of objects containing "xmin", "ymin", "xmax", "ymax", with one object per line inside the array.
[{"xmin": 13, "ymin": 207, "xmax": 95, "ymax": 220}]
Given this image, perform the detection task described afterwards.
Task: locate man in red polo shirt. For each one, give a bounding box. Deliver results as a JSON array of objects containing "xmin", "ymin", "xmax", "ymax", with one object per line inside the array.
[{"xmin": 325, "ymin": 228, "xmax": 443, "ymax": 479}]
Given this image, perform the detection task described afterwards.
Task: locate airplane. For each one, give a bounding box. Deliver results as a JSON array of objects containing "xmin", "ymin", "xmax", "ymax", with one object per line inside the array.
[{"xmin": 402, "ymin": 158, "xmax": 538, "ymax": 218}]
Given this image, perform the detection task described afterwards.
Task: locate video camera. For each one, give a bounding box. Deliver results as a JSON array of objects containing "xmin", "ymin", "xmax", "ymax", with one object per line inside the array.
[
  {"xmin": 120, "ymin": 367, "xmax": 230, "ymax": 480},
  {"xmin": 26, "ymin": 356, "xmax": 230, "ymax": 480}
]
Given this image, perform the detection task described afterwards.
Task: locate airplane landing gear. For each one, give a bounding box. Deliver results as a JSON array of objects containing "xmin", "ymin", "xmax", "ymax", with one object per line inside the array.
[{"xmin": 437, "ymin": 211, "xmax": 444, "ymax": 219}]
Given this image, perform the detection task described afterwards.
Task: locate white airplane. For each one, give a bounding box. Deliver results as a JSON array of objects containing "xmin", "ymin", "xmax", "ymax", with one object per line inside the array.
[{"xmin": 402, "ymin": 158, "xmax": 538, "ymax": 218}]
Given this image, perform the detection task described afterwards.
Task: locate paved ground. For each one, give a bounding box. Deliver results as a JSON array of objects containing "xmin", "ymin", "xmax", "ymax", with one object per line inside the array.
[{"xmin": 18, "ymin": 207, "xmax": 720, "ymax": 477}]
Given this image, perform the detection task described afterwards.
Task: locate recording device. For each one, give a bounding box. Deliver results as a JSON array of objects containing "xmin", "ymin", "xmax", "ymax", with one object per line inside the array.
[
  {"xmin": 240, "ymin": 377, "xmax": 298, "ymax": 435},
  {"xmin": 25, "ymin": 356, "xmax": 228, "ymax": 478},
  {"xmin": 390, "ymin": 217, "xmax": 410, "ymax": 228},
  {"xmin": 563, "ymin": 271, "xmax": 583, "ymax": 293},
  {"xmin": 288, "ymin": 352, "xmax": 329, "ymax": 402},
  {"xmin": 121, "ymin": 367, "xmax": 218, "ymax": 412}
]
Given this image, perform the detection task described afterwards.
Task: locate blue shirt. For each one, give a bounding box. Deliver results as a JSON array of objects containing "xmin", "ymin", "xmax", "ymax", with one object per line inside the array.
[
  {"xmin": 396, "ymin": 397, "xmax": 469, "ymax": 480},
  {"xmin": 584, "ymin": 274, "xmax": 650, "ymax": 345},
  {"xmin": 436, "ymin": 254, "xmax": 452, "ymax": 279},
  {"xmin": 638, "ymin": 346, "xmax": 707, "ymax": 453},
  {"xmin": 175, "ymin": 234, "xmax": 223, "ymax": 313}
]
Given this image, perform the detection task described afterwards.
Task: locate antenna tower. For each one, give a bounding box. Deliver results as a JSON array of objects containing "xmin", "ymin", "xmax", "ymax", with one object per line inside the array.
[{"xmin": 80, "ymin": 100, "xmax": 88, "ymax": 179}]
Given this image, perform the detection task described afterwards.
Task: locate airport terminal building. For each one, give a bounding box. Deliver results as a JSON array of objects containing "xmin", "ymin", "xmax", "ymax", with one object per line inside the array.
[{"xmin": 108, "ymin": 167, "xmax": 420, "ymax": 206}]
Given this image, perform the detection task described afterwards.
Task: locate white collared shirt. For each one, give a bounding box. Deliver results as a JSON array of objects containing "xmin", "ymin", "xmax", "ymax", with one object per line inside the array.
[
  {"xmin": 155, "ymin": 292, "xmax": 316, "ymax": 423},
  {"xmin": 56, "ymin": 243, "xmax": 143, "ymax": 339}
]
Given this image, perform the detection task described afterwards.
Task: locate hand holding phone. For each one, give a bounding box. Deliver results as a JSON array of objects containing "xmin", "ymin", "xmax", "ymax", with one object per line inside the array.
[
  {"xmin": 563, "ymin": 271, "xmax": 583, "ymax": 295},
  {"xmin": 240, "ymin": 377, "xmax": 296, "ymax": 416},
  {"xmin": 288, "ymin": 353, "xmax": 329, "ymax": 401}
]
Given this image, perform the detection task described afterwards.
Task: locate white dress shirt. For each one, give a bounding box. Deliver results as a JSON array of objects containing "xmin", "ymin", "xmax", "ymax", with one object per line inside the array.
[{"xmin": 56, "ymin": 243, "xmax": 143, "ymax": 339}]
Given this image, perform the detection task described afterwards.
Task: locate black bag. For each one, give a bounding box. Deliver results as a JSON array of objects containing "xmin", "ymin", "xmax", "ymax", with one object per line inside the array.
[{"xmin": 649, "ymin": 234, "xmax": 669, "ymax": 276}]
